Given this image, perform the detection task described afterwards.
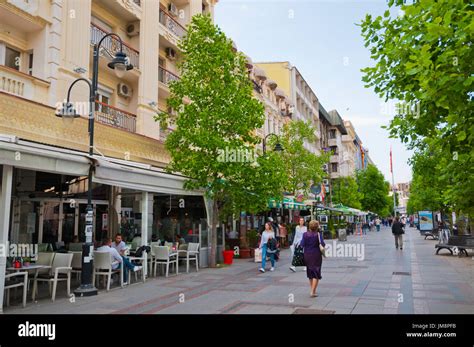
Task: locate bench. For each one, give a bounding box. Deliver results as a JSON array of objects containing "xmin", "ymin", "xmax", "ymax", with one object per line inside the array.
[
  {"xmin": 435, "ymin": 235, "xmax": 474, "ymax": 256},
  {"xmin": 424, "ymin": 231, "xmax": 438, "ymax": 240}
]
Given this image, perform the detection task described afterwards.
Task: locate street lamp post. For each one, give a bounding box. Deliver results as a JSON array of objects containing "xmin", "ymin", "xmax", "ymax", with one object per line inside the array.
[
  {"xmin": 56, "ymin": 33, "xmax": 132, "ymax": 296},
  {"xmin": 262, "ymin": 133, "xmax": 283, "ymax": 154}
]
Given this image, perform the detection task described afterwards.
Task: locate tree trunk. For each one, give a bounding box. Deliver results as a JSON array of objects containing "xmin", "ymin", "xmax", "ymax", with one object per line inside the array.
[{"xmin": 209, "ymin": 199, "xmax": 219, "ymax": 268}]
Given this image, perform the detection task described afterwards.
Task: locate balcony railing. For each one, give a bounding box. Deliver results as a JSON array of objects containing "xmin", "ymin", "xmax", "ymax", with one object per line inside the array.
[
  {"xmin": 159, "ymin": 9, "xmax": 187, "ymax": 39},
  {"xmin": 252, "ymin": 80, "xmax": 263, "ymax": 94},
  {"xmin": 95, "ymin": 101, "xmax": 136, "ymax": 133},
  {"xmin": 90, "ymin": 23, "xmax": 140, "ymax": 69},
  {"xmin": 0, "ymin": 64, "xmax": 50, "ymax": 104},
  {"xmin": 159, "ymin": 66, "xmax": 180, "ymax": 86}
]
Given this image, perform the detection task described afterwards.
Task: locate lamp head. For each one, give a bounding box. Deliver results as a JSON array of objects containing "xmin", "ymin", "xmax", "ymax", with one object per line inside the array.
[
  {"xmin": 55, "ymin": 101, "xmax": 80, "ymax": 125},
  {"xmin": 108, "ymin": 51, "xmax": 133, "ymax": 78}
]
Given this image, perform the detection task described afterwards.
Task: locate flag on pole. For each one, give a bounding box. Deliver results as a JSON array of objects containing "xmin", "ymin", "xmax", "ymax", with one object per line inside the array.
[{"xmin": 390, "ymin": 146, "xmax": 393, "ymax": 173}]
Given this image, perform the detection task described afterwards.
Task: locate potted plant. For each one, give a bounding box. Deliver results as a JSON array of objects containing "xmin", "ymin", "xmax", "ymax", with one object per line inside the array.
[
  {"xmin": 22, "ymin": 257, "xmax": 31, "ymax": 267},
  {"xmin": 246, "ymin": 229, "xmax": 259, "ymax": 257}
]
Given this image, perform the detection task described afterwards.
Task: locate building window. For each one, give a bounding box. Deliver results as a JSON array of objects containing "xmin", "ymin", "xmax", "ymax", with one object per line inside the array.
[
  {"xmin": 331, "ymin": 163, "xmax": 338, "ymax": 172},
  {"xmin": 28, "ymin": 52, "xmax": 34, "ymax": 75},
  {"xmin": 5, "ymin": 46, "xmax": 21, "ymax": 70},
  {"xmin": 329, "ymin": 129, "xmax": 336, "ymax": 139},
  {"xmin": 330, "ymin": 146, "xmax": 338, "ymax": 155}
]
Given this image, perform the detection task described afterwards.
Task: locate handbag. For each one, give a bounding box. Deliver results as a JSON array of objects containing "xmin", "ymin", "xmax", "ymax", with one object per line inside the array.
[
  {"xmin": 291, "ymin": 245, "xmax": 305, "ymax": 266},
  {"xmin": 254, "ymin": 248, "xmax": 262, "ymax": 263},
  {"xmin": 318, "ymin": 232, "xmax": 326, "ymax": 257}
]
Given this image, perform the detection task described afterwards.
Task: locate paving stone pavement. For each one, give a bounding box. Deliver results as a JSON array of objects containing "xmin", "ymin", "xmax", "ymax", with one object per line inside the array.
[{"xmin": 5, "ymin": 226, "xmax": 474, "ymax": 314}]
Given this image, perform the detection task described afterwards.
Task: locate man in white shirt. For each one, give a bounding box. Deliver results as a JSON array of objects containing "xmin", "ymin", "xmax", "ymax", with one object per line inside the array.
[
  {"xmin": 290, "ymin": 217, "xmax": 307, "ymax": 272},
  {"xmin": 112, "ymin": 233, "xmax": 127, "ymax": 255},
  {"xmin": 97, "ymin": 237, "xmax": 141, "ymax": 285}
]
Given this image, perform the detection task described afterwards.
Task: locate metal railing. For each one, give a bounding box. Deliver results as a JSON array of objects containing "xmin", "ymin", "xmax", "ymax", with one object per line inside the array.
[
  {"xmin": 95, "ymin": 101, "xmax": 136, "ymax": 133},
  {"xmin": 90, "ymin": 23, "xmax": 140, "ymax": 69},
  {"xmin": 159, "ymin": 9, "xmax": 187, "ymax": 39},
  {"xmin": 158, "ymin": 66, "xmax": 180, "ymax": 86}
]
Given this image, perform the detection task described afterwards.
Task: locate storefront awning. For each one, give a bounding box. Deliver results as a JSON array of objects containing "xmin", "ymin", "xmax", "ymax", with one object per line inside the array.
[
  {"xmin": 268, "ymin": 197, "xmax": 310, "ymax": 211},
  {"xmin": 92, "ymin": 157, "xmax": 204, "ymax": 196},
  {"xmin": 0, "ymin": 136, "xmax": 90, "ymax": 176}
]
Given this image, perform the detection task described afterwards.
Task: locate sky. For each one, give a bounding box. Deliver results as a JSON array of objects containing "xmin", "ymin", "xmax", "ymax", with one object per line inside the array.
[{"xmin": 214, "ymin": 0, "xmax": 413, "ymax": 183}]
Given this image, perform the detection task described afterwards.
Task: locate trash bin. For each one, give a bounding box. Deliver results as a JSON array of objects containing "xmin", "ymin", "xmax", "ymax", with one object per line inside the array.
[{"xmin": 338, "ymin": 229, "xmax": 347, "ymax": 241}]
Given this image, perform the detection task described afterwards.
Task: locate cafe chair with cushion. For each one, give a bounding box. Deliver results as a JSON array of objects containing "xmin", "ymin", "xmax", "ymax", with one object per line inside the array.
[
  {"xmin": 69, "ymin": 251, "xmax": 82, "ymax": 281},
  {"xmin": 92, "ymin": 251, "xmax": 123, "ymax": 291},
  {"xmin": 182, "ymin": 242, "xmax": 199, "ymax": 273},
  {"xmin": 147, "ymin": 241, "xmax": 161, "ymax": 276},
  {"xmin": 68, "ymin": 243, "xmax": 83, "ymax": 252},
  {"xmin": 28, "ymin": 252, "xmax": 55, "ymax": 292},
  {"xmin": 4, "ymin": 271, "xmax": 28, "ymax": 308},
  {"xmin": 152, "ymin": 245, "xmax": 178, "ymax": 277},
  {"xmin": 32, "ymin": 252, "xmax": 73, "ymax": 302}
]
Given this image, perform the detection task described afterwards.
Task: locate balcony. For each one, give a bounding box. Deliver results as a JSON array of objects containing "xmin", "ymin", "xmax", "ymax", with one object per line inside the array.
[
  {"xmin": 94, "ymin": 0, "xmax": 142, "ymax": 21},
  {"xmin": 90, "ymin": 23, "xmax": 140, "ymax": 69},
  {"xmin": 330, "ymin": 171, "xmax": 340, "ymax": 179},
  {"xmin": 159, "ymin": 9, "xmax": 187, "ymax": 41},
  {"xmin": 95, "ymin": 101, "xmax": 136, "ymax": 133},
  {"xmin": 328, "ymin": 138, "xmax": 337, "ymax": 147},
  {"xmin": 159, "ymin": 66, "xmax": 180, "ymax": 87},
  {"xmin": 342, "ymin": 134, "xmax": 353, "ymax": 143},
  {"xmin": 0, "ymin": 65, "xmax": 50, "ymax": 104}
]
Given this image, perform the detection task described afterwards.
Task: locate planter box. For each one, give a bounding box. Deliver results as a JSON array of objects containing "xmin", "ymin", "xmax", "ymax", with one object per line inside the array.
[{"xmin": 239, "ymin": 248, "xmax": 251, "ymax": 259}]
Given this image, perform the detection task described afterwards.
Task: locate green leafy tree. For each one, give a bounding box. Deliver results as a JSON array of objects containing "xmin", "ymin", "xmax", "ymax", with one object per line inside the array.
[
  {"xmin": 406, "ymin": 148, "xmax": 448, "ymax": 215},
  {"xmin": 360, "ymin": 0, "xmax": 474, "ymax": 213},
  {"xmin": 275, "ymin": 120, "xmax": 329, "ymax": 197},
  {"xmin": 356, "ymin": 164, "xmax": 391, "ymax": 216},
  {"xmin": 331, "ymin": 176, "xmax": 362, "ymax": 209},
  {"xmin": 156, "ymin": 15, "xmax": 285, "ymax": 267}
]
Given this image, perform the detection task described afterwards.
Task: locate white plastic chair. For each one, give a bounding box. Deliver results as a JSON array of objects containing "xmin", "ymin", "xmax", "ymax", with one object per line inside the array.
[
  {"xmin": 92, "ymin": 251, "xmax": 123, "ymax": 291},
  {"xmin": 152, "ymin": 245, "xmax": 178, "ymax": 277},
  {"xmin": 180, "ymin": 242, "xmax": 199, "ymax": 273},
  {"xmin": 69, "ymin": 251, "xmax": 82, "ymax": 281},
  {"xmin": 33, "ymin": 253, "xmax": 73, "ymax": 302},
  {"xmin": 4, "ymin": 271, "xmax": 28, "ymax": 308},
  {"xmin": 147, "ymin": 241, "xmax": 161, "ymax": 276}
]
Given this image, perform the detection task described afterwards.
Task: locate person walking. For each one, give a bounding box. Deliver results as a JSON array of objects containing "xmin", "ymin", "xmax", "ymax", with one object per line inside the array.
[
  {"xmin": 375, "ymin": 217, "xmax": 381, "ymax": 232},
  {"xmin": 289, "ymin": 217, "xmax": 307, "ymax": 272},
  {"xmin": 300, "ymin": 220, "xmax": 325, "ymax": 297},
  {"xmin": 258, "ymin": 222, "xmax": 276, "ymax": 273},
  {"xmin": 392, "ymin": 216, "xmax": 405, "ymax": 250}
]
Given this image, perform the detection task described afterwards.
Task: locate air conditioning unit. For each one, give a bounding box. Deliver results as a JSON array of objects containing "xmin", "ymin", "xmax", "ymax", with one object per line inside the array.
[
  {"xmin": 322, "ymin": 164, "xmax": 328, "ymax": 172},
  {"xmin": 117, "ymin": 82, "xmax": 133, "ymax": 98},
  {"xmin": 323, "ymin": 179, "xmax": 329, "ymax": 186},
  {"xmin": 166, "ymin": 47, "xmax": 177, "ymax": 60},
  {"xmin": 126, "ymin": 21, "xmax": 140, "ymax": 37},
  {"xmin": 168, "ymin": 3, "xmax": 178, "ymax": 17}
]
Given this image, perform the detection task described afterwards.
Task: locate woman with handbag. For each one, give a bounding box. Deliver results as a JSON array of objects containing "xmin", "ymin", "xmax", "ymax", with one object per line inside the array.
[
  {"xmin": 258, "ymin": 222, "xmax": 276, "ymax": 273},
  {"xmin": 300, "ymin": 220, "xmax": 326, "ymax": 297},
  {"xmin": 290, "ymin": 217, "xmax": 307, "ymax": 272}
]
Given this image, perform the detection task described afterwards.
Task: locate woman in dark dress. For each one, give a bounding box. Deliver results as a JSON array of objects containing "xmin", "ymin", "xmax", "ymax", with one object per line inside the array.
[{"xmin": 300, "ymin": 220, "xmax": 325, "ymax": 297}]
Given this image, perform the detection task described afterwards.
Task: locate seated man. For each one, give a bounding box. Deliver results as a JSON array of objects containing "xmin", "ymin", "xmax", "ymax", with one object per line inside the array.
[
  {"xmin": 97, "ymin": 237, "xmax": 142, "ymax": 285},
  {"xmin": 112, "ymin": 233, "xmax": 127, "ymax": 256},
  {"xmin": 175, "ymin": 234, "xmax": 186, "ymax": 245}
]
